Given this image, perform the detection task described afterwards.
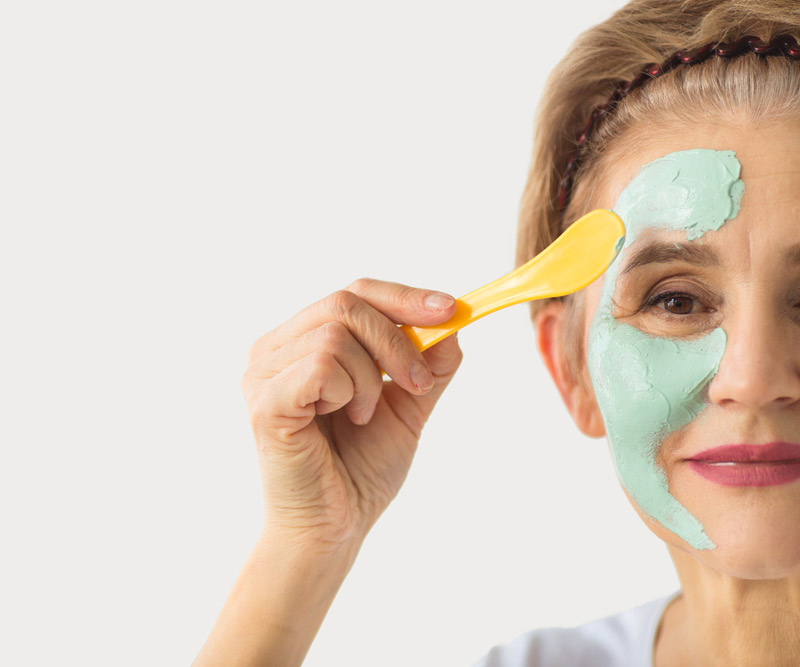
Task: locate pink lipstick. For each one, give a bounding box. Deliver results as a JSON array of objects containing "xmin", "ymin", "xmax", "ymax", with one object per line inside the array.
[{"xmin": 687, "ymin": 442, "xmax": 800, "ymax": 487}]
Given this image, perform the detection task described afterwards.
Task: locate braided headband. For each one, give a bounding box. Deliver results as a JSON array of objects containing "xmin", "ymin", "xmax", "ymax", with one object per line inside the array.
[{"xmin": 557, "ymin": 34, "xmax": 800, "ymax": 214}]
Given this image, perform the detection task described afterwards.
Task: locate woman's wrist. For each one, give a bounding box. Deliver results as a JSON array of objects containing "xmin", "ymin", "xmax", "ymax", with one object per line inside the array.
[
  {"xmin": 253, "ymin": 525, "xmax": 363, "ymax": 602},
  {"xmin": 257, "ymin": 516, "xmax": 366, "ymax": 568},
  {"xmin": 192, "ymin": 531, "xmax": 362, "ymax": 667}
]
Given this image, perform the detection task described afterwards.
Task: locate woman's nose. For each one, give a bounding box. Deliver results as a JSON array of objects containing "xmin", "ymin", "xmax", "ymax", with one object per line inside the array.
[{"xmin": 707, "ymin": 301, "xmax": 800, "ymax": 410}]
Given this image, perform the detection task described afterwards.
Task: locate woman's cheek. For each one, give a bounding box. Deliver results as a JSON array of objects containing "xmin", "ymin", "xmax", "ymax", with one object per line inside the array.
[{"xmin": 582, "ymin": 147, "xmax": 744, "ymax": 551}]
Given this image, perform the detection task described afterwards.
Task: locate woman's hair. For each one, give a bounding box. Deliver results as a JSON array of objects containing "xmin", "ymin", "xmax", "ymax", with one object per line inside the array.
[{"xmin": 520, "ymin": 0, "xmax": 800, "ymax": 383}]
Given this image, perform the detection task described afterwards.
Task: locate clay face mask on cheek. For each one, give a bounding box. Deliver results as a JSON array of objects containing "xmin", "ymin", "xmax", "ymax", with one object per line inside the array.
[{"xmin": 587, "ymin": 149, "xmax": 744, "ymax": 551}]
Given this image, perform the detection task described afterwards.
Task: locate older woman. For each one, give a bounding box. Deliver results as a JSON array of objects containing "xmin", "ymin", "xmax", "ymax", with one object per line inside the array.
[{"xmin": 194, "ymin": 1, "xmax": 800, "ymax": 665}]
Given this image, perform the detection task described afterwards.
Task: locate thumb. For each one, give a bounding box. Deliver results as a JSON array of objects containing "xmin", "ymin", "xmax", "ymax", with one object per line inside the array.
[
  {"xmin": 422, "ymin": 330, "xmax": 462, "ymax": 380},
  {"xmin": 381, "ymin": 332, "xmax": 463, "ymax": 437}
]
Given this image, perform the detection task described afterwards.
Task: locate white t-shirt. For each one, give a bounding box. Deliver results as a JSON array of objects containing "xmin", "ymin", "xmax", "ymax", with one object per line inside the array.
[{"xmin": 472, "ymin": 591, "xmax": 681, "ymax": 667}]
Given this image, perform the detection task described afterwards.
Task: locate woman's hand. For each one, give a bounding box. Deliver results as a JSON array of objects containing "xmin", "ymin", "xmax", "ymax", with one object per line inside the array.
[
  {"xmin": 193, "ymin": 279, "xmax": 463, "ymax": 667},
  {"xmin": 242, "ymin": 278, "xmax": 464, "ymax": 560}
]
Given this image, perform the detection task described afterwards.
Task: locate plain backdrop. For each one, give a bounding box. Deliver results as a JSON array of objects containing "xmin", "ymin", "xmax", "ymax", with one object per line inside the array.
[{"xmin": 2, "ymin": 1, "xmax": 680, "ymax": 665}]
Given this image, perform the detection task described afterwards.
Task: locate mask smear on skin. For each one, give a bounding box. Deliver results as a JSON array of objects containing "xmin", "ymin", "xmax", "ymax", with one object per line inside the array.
[{"xmin": 587, "ymin": 149, "xmax": 744, "ymax": 551}]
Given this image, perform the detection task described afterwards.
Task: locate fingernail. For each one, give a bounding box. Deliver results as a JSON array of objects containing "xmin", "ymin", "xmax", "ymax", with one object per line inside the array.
[
  {"xmin": 424, "ymin": 292, "xmax": 455, "ymax": 311},
  {"xmin": 360, "ymin": 404, "xmax": 376, "ymax": 424},
  {"xmin": 409, "ymin": 360, "xmax": 433, "ymax": 391}
]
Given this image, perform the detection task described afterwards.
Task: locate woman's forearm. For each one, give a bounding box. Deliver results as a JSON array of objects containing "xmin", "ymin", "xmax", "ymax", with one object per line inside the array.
[{"xmin": 192, "ymin": 534, "xmax": 358, "ymax": 667}]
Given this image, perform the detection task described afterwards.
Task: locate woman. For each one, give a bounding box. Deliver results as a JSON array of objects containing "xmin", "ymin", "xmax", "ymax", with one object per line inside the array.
[{"xmin": 194, "ymin": 1, "xmax": 800, "ymax": 665}]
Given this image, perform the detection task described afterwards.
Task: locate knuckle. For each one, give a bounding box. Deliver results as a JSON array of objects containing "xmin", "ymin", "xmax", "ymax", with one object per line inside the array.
[
  {"xmin": 345, "ymin": 277, "xmax": 371, "ymax": 293},
  {"xmin": 244, "ymin": 383, "xmax": 278, "ymax": 430},
  {"xmin": 383, "ymin": 327, "xmax": 412, "ymax": 362},
  {"xmin": 240, "ymin": 371, "xmax": 252, "ymax": 396},
  {"xmin": 316, "ymin": 320, "xmax": 350, "ymax": 348},
  {"xmin": 394, "ymin": 285, "xmax": 419, "ymax": 309},
  {"xmin": 307, "ymin": 350, "xmax": 338, "ymax": 383},
  {"xmin": 246, "ymin": 331, "xmax": 276, "ymax": 366},
  {"xmin": 326, "ymin": 289, "xmax": 360, "ymax": 317},
  {"xmin": 246, "ymin": 338, "xmax": 263, "ymax": 367},
  {"xmin": 240, "ymin": 369, "xmax": 262, "ymax": 404},
  {"xmin": 241, "ymin": 369, "xmax": 275, "ymax": 407}
]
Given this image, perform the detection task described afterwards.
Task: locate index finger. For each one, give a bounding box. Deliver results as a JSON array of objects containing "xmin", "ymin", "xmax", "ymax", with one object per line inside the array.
[{"xmin": 267, "ymin": 278, "xmax": 456, "ymax": 347}]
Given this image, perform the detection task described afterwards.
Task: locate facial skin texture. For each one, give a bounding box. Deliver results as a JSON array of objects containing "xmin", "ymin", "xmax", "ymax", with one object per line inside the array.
[
  {"xmin": 556, "ymin": 121, "xmax": 800, "ymax": 577},
  {"xmin": 536, "ymin": 120, "xmax": 800, "ymax": 665},
  {"xmin": 587, "ymin": 149, "xmax": 744, "ymax": 551}
]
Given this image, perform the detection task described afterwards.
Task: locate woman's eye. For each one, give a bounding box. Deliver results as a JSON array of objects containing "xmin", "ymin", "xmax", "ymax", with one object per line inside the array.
[
  {"xmin": 647, "ymin": 291, "xmax": 701, "ymax": 315},
  {"xmin": 624, "ymin": 287, "xmax": 718, "ymax": 335}
]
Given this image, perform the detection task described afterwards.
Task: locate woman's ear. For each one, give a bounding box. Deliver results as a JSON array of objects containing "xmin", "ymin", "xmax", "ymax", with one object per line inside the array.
[{"xmin": 535, "ymin": 298, "xmax": 606, "ymax": 438}]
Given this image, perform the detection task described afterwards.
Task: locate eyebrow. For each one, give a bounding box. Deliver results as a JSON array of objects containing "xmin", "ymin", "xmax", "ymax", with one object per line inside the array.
[{"xmin": 620, "ymin": 240, "xmax": 720, "ymax": 276}]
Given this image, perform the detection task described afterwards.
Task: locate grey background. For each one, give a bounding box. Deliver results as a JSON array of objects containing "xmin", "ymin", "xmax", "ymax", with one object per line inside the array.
[{"xmin": 2, "ymin": 1, "xmax": 679, "ymax": 665}]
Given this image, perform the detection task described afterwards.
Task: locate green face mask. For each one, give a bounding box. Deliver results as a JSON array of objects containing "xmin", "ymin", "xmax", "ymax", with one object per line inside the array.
[{"xmin": 587, "ymin": 149, "xmax": 744, "ymax": 550}]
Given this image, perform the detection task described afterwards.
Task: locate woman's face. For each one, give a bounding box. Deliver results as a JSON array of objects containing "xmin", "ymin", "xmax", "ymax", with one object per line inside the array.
[{"xmin": 580, "ymin": 119, "xmax": 800, "ymax": 578}]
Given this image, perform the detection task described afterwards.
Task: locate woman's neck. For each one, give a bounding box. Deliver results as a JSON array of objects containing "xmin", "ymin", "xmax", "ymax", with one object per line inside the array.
[{"xmin": 654, "ymin": 545, "xmax": 800, "ymax": 667}]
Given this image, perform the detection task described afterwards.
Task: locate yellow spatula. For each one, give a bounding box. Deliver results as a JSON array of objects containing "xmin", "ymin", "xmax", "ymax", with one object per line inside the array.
[{"xmin": 389, "ymin": 208, "xmax": 625, "ymax": 361}]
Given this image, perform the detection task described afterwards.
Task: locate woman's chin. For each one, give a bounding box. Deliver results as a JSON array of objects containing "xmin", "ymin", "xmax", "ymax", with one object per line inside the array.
[
  {"xmin": 691, "ymin": 534, "xmax": 800, "ymax": 580},
  {"xmin": 623, "ymin": 483, "xmax": 800, "ymax": 579}
]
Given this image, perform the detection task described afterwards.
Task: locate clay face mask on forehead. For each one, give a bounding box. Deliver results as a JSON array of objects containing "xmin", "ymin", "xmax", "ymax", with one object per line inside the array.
[{"xmin": 587, "ymin": 149, "xmax": 744, "ymax": 551}]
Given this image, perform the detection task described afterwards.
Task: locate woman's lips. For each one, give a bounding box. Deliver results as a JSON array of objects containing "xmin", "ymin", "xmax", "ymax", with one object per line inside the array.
[{"xmin": 686, "ymin": 442, "xmax": 800, "ymax": 487}]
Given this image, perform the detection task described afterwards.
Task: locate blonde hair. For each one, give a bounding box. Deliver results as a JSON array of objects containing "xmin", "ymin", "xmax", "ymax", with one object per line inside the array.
[{"xmin": 519, "ymin": 0, "xmax": 800, "ymax": 381}]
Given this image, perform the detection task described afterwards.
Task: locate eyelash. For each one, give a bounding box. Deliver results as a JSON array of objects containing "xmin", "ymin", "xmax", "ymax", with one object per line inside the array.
[{"xmin": 644, "ymin": 289, "xmax": 704, "ymax": 315}]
